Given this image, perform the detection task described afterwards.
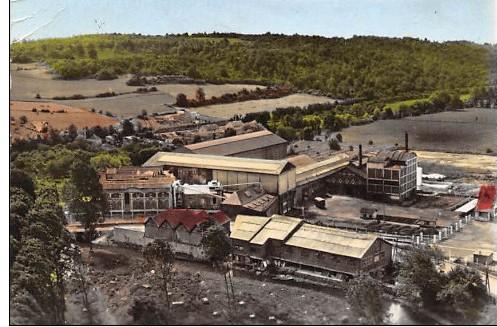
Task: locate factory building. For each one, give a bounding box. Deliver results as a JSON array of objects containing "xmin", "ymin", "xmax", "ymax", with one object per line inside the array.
[
  {"xmin": 366, "ymin": 150, "xmax": 417, "ymax": 201},
  {"xmin": 143, "ymin": 152, "xmax": 296, "ymax": 213},
  {"xmin": 231, "ymin": 214, "xmax": 392, "ymax": 278},
  {"xmin": 179, "ymin": 129, "xmax": 288, "ymax": 160},
  {"xmin": 99, "ymin": 166, "xmax": 176, "ymax": 217}
]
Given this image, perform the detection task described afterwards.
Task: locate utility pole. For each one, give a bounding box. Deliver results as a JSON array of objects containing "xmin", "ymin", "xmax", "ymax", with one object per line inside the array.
[{"xmin": 485, "ymin": 266, "xmax": 491, "ymax": 294}]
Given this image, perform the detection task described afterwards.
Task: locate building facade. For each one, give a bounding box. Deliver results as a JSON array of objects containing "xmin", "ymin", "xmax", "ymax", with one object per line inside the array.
[
  {"xmin": 366, "ymin": 150, "xmax": 417, "ymax": 201},
  {"xmin": 144, "ymin": 209, "xmax": 230, "ymax": 260},
  {"xmin": 230, "ymin": 215, "xmax": 393, "ymax": 278},
  {"xmin": 99, "ymin": 166, "xmax": 175, "ymax": 218},
  {"xmin": 143, "ymin": 152, "xmax": 297, "ymax": 213}
]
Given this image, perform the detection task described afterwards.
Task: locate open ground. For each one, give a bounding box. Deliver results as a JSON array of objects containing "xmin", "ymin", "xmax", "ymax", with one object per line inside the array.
[
  {"xmin": 10, "ymin": 101, "xmax": 118, "ymax": 140},
  {"xmin": 340, "ymin": 109, "xmax": 497, "ymax": 155},
  {"xmin": 71, "ymin": 246, "xmax": 361, "ymax": 325},
  {"xmin": 10, "ymin": 63, "xmax": 333, "ymax": 118}
]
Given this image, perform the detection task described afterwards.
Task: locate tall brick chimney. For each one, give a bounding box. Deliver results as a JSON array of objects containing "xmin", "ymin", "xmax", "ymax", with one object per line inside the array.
[{"xmin": 405, "ymin": 132, "xmax": 409, "ymax": 152}]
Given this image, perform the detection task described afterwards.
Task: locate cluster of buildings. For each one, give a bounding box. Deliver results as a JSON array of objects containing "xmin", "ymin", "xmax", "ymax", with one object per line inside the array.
[{"xmin": 91, "ymin": 123, "xmax": 496, "ymax": 280}]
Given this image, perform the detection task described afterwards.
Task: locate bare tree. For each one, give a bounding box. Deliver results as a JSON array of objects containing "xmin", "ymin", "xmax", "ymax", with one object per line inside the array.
[{"xmin": 143, "ymin": 240, "xmax": 176, "ymax": 309}]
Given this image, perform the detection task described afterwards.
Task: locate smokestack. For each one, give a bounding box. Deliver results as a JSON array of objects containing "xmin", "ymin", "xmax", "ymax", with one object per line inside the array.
[
  {"xmin": 359, "ymin": 144, "xmax": 363, "ymax": 167},
  {"xmin": 405, "ymin": 132, "xmax": 409, "ymax": 152}
]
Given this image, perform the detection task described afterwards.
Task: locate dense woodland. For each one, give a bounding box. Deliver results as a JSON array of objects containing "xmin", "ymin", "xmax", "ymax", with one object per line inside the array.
[{"xmin": 11, "ymin": 33, "xmax": 490, "ymax": 100}]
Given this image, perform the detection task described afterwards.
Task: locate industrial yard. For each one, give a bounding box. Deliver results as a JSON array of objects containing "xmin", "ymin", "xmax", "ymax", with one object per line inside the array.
[{"xmin": 9, "ymin": 3, "xmax": 497, "ymax": 326}]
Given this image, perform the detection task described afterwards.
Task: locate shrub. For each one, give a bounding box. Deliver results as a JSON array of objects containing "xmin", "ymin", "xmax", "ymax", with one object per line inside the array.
[
  {"xmin": 368, "ymin": 140, "xmax": 374, "ymax": 145},
  {"xmin": 486, "ymin": 148, "xmax": 493, "ymax": 153},
  {"xmin": 31, "ymin": 108, "xmax": 37, "ymax": 113},
  {"xmin": 95, "ymin": 68, "xmax": 117, "ymax": 80},
  {"xmin": 328, "ymin": 139, "xmax": 341, "ymax": 151},
  {"xmin": 19, "ymin": 116, "xmax": 28, "ymax": 124}
]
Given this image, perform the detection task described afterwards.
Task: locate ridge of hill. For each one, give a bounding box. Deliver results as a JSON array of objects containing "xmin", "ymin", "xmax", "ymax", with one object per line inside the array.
[{"xmin": 11, "ymin": 33, "xmax": 490, "ymax": 100}]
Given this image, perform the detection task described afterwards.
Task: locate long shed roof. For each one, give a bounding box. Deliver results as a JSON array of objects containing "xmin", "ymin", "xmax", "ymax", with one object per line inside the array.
[
  {"xmin": 143, "ymin": 152, "xmax": 294, "ymax": 175},
  {"xmin": 285, "ymin": 223, "xmax": 378, "ymax": 258},
  {"xmin": 184, "ymin": 130, "xmax": 287, "ymax": 156},
  {"xmin": 296, "ymin": 153, "xmax": 350, "ymax": 185},
  {"xmin": 230, "ymin": 215, "xmax": 271, "ymax": 241},
  {"xmin": 250, "ymin": 215, "xmax": 302, "ymax": 245}
]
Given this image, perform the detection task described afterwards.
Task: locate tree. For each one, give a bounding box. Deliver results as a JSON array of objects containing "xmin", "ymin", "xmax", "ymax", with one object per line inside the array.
[
  {"xmin": 64, "ymin": 159, "xmax": 107, "ymax": 251},
  {"xmin": 143, "ymin": 240, "xmax": 176, "ymax": 310},
  {"xmin": 201, "ymin": 224, "xmax": 235, "ymax": 309},
  {"xmin": 437, "ymin": 266, "xmax": 489, "ymax": 320},
  {"xmin": 68, "ymin": 124, "xmax": 78, "ymax": 140},
  {"xmin": 90, "ymin": 152, "xmax": 131, "ymax": 171},
  {"xmin": 10, "ymin": 169, "xmax": 35, "ymax": 198},
  {"xmin": 224, "ymin": 127, "xmax": 236, "ymax": 137},
  {"xmin": 328, "ymin": 138, "xmax": 341, "ymax": 151},
  {"xmin": 175, "ymin": 93, "xmax": 188, "ymax": 107},
  {"xmin": 397, "ymin": 246, "xmax": 445, "ymax": 306},
  {"xmin": 10, "ymin": 186, "xmax": 67, "ymax": 325},
  {"xmin": 121, "ymin": 119, "xmax": 135, "ymax": 137},
  {"xmin": 276, "ymin": 126, "xmax": 297, "ymax": 141},
  {"xmin": 195, "ymin": 87, "xmax": 206, "ymax": 102},
  {"xmin": 336, "ymin": 133, "xmax": 343, "ymax": 142},
  {"xmin": 346, "ymin": 276, "xmax": 390, "ymax": 324},
  {"xmin": 302, "ymin": 126, "xmax": 314, "ymax": 140},
  {"xmin": 87, "ymin": 43, "xmax": 98, "ymax": 59}
]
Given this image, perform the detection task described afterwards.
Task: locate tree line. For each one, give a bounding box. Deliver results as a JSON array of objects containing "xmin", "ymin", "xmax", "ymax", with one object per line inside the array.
[
  {"xmin": 240, "ymin": 89, "xmax": 466, "ymax": 141},
  {"xmin": 11, "ymin": 33, "xmax": 489, "ymax": 100}
]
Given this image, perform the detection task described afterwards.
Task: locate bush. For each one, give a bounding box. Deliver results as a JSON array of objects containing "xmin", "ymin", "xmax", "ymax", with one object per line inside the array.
[
  {"xmin": 19, "ymin": 116, "xmax": 28, "ymax": 124},
  {"xmin": 96, "ymin": 68, "xmax": 117, "ymax": 80},
  {"xmin": 368, "ymin": 140, "xmax": 374, "ymax": 145},
  {"xmin": 31, "ymin": 108, "xmax": 37, "ymax": 113},
  {"xmin": 486, "ymin": 148, "xmax": 493, "ymax": 153},
  {"xmin": 336, "ymin": 133, "xmax": 343, "ymax": 142},
  {"xmin": 328, "ymin": 138, "xmax": 341, "ymax": 151}
]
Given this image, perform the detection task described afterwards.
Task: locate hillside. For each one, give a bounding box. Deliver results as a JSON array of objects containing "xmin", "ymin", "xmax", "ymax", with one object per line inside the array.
[{"xmin": 10, "ymin": 33, "xmax": 490, "ymax": 100}]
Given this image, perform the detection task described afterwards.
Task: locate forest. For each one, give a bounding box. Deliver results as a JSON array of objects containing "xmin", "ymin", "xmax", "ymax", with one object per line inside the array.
[{"xmin": 11, "ymin": 33, "xmax": 490, "ymax": 101}]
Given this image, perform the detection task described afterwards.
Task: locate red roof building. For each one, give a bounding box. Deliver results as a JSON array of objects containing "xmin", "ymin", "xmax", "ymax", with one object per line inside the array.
[
  {"xmin": 146, "ymin": 208, "xmax": 229, "ymax": 232},
  {"xmin": 475, "ymin": 185, "xmax": 496, "ymax": 221}
]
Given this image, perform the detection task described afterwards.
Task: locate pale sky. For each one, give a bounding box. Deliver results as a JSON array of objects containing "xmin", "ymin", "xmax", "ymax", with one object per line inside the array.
[{"xmin": 10, "ymin": 0, "xmax": 497, "ymax": 43}]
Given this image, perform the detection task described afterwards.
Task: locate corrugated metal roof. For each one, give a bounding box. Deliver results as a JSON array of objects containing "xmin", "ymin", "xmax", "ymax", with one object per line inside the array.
[
  {"xmin": 250, "ymin": 215, "xmax": 302, "ymax": 245},
  {"xmin": 296, "ymin": 153, "xmax": 350, "ymax": 185},
  {"xmin": 230, "ymin": 215, "xmax": 271, "ymax": 241},
  {"xmin": 287, "ymin": 154, "xmax": 316, "ymax": 168},
  {"xmin": 368, "ymin": 150, "xmax": 416, "ymax": 164},
  {"xmin": 184, "ymin": 130, "xmax": 287, "ymax": 156},
  {"xmin": 285, "ymin": 223, "xmax": 378, "ymax": 258},
  {"xmin": 143, "ymin": 152, "xmax": 294, "ymax": 175},
  {"xmin": 455, "ymin": 199, "xmax": 478, "ymax": 213}
]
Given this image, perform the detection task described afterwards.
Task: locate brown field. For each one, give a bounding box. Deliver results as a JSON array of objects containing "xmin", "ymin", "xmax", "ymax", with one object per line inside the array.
[
  {"xmin": 10, "ymin": 101, "xmax": 118, "ymax": 140},
  {"xmin": 191, "ymin": 93, "xmax": 334, "ymax": 118},
  {"xmin": 416, "ymin": 150, "xmax": 497, "ymax": 176},
  {"xmin": 340, "ymin": 109, "xmax": 497, "ymax": 155},
  {"xmin": 11, "ymin": 63, "xmax": 263, "ymax": 99},
  {"xmin": 10, "ymin": 63, "xmax": 266, "ymax": 117}
]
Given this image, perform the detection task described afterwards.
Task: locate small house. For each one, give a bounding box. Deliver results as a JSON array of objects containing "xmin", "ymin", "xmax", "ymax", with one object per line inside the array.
[
  {"xmin": 475, "ymin": 185, "xmax": 497, "ymax": 221},
  {"xmin": 473, "ymin": 251, "xmax": 494, "ymax": 266}
]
